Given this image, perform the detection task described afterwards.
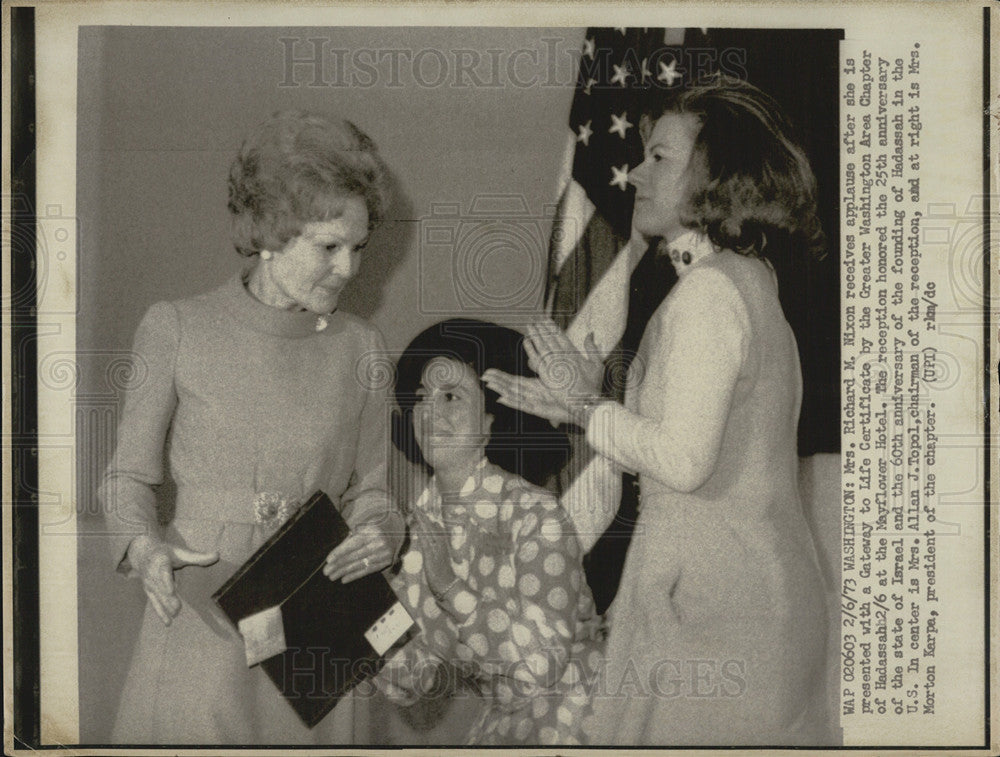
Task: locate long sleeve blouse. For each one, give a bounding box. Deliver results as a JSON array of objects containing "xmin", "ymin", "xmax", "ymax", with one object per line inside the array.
[{"xmin": 378, "ymin": 459, "xmax": 604, "ymax": 745}]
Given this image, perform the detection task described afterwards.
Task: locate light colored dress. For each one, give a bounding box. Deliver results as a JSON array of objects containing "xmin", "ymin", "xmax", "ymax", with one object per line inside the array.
[
  {"xmin": 582, "ymin": 234, "xmax": 829, "ymax": 745},
  {"xmin": 376, "ymin": 458, "xmax": 606, "ymax": 745},
  {"xmin": 101, "ymin": 272, "xmax": 403, "ymax": 744}
]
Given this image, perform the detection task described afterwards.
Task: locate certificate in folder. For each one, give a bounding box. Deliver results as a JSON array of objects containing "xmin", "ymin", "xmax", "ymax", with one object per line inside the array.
[{"xmin": 212, "ymin": 490, "xmax": 415, "ymax": 728}]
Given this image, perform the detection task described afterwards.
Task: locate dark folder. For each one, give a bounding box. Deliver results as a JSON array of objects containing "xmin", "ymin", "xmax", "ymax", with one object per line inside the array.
[{"xmin": 212, "ymin": 490, "xmax": 415, "ymax": 728}]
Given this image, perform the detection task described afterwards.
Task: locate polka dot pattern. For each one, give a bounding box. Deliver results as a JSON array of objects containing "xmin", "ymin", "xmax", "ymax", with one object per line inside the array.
[
  {"xmin": 483, "ymin": 474, "xmax": 503, "ymax": 493},
  {"xmin": 498, "ymin": 640, "xmax": 517, "ymax": 662},
  {"xmin": 376, "ymin": 464, "xmax": 601, "ymax": 746},
  {"xmin": 532, "ymin": 696, "xmax": 549, "ymax": 718},
  {"xmin": 587, "ymin": 649, "xmax": 603, "ymax": 672},
  {"xmin": 515, "ymin": 717, "xmax": 532, "ymax": 740},
  {"xmin": 513, "ymin": 665, "xmax": 534, "ymax": 685},
  {"xmin": 487, "ymin": 608, "xmax": 510, "ymax": 633},
  {"xmin": 497, "ymin": 564, "xmax": 515, "ymax": 588},
  {"xmin": 407, "ymin": 584, "xmax": 420, "ymax": 607},
  {"xmin": 557, "ymin": 705, "xmax": 573, "ymax": 726},
  {"xmin": 548, "ymin": 586, "xmax": 569, "ymax": 610},
  {"xmin": 523, "ymin": 603, "xmax": 547, "ymax": 627},
  {"xmin": 467, "ymin": 632, "xmax": 489, "ymax": 657},
  {"xmin": 478, "ymin": 555, "xmax": 495, "ymax": 576},
  {"xmin": 526, "ymin": 651, "xmax": 550, "ymax": 678},
  {"xmin": 517, "ymin": 540, "xmax": 538, "ymax": 563},
  {"xmin": 544, "ymin": 552, "xmax": 565, "ymax": 576},
  {"xmin": 540, "ymin": 517, "xmax": 563, "ymax": 543},
  {"xmin": 422, "ymin": 596, "xmax": 441, "ymax": 619},
  {"xmin": 495, "ymin": 680, "xmax": 514, "ymax": 705},
  {"xmin": 402, "ymin": 550, "xmax": 423, "ymax": 575},
  {"xmin": 564, "ymin": 662, "xmax": 580, "ymax": 685},
  {"xmin": 452, "ymin": 590, "xmax": 476, "ymax": 615},
  {"xmin": 518, "ymin": 573, "xmax": 540, "ymax": 597},
  {"xmin": 497, "ymin": 714, "xmax": 511, "ymax": 736},
  {"xmin": 519, "ymin": 512, "xmax": 539, "ymax": 535},
  {"xmin": 512, "ymin": 622, "xmax": 531, "ymax": 647},
  {"xmin": 475, "ymin": 500, "xmax": 498, "ymax": 520}
]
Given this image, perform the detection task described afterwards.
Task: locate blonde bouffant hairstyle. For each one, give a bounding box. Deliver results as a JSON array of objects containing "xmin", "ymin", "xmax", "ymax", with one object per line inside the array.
[{"xmin": 227, "ymin": 110, "xmax": 390, "ymax": 257}]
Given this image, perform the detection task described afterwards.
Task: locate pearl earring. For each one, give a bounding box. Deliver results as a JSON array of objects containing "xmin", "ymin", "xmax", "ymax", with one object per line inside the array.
[{"xmin": 260, "ymin": 250, "xmax": 273, "ymax": 261}]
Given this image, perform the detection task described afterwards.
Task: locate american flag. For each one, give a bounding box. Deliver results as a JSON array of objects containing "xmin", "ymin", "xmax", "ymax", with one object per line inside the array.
[
  {"xmin": 548, "ymin": 28, "xmax": 842, "ymax": 613},
  {"xmin": 548, "ymin": 28, "xmax": 705, "ymax": 613},
  {"xmin": 546, "ymin": 27, "xmax": 698, "ymax": 346}
]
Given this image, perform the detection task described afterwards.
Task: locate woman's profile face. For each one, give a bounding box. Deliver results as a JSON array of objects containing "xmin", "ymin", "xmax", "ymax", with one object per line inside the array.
[
  {"xmin": 263, "ymin": 195, "xmax": 369, "ymax": 314},
  {"xmin": 412, "ymin": 357, "xmax": 493, "ymax": 473},
  {"xmin": 628, "ymin": 112, "xmax": 701, "ymax": 242}
]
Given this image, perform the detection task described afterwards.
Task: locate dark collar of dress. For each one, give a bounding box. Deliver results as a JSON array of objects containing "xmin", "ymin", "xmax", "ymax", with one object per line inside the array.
[
  {"xmin": 662, "ymin": 231, "xmax": 719, "ymax": 277},
  {"xmin": 219, "ymin": 269, "xmax": 345, "ymax": 338}
]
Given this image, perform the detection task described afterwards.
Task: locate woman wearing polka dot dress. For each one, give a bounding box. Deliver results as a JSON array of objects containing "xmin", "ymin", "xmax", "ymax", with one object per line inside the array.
[{"xmin": 375, "ymin": 319, "xmax": 605, "ymax": 746}]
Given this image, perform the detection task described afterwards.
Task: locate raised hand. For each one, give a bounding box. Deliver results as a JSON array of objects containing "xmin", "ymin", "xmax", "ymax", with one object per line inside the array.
[
  {"xmin": 483, "ymin": 321, "xmax": 604, "ymax": 425},
  {"xmin": 481, "ymin": 372, "xmax": 573, "ymax": 425},
  {"xmin": 127, "ymin": 534, "xmax": 220, "ymax": 626}
]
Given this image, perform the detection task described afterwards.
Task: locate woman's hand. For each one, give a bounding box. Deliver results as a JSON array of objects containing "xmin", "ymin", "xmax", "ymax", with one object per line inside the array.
[
  {"xmin": 127, "ymin": 534, "xmax": 220, "ymax": 626},
  {"xmin": 480, "ymin": 373, "xmax": 574, "ymax": 426},
  {"xmin": 483, "ymin": 321, "xmax": 604, "ymax": 425},
  {"xmin": 323, "ymin": 520, "xmax": 395, "ymax": 583},
  {"xmin": 409, "ymin": 508, "xmax": 457, "ymax": 598}
]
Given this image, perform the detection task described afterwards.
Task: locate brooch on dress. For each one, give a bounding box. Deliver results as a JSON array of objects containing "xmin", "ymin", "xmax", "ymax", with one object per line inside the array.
[{"xmin": 253, "ymin": 491, "xmax": 300, "ymax": 531}]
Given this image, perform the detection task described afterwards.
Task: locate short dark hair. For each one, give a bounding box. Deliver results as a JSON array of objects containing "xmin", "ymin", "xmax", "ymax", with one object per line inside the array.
[
  {"xmin": 227, "ymin": 110, "xmax": 390, "ymax": 257},
  {"xmin": 393, "ymin": 319, "xmax": 569, "ymax": 487},
  {"xmin": 643, "ymin": 73, "xmax": 825, "ymax": 258}
]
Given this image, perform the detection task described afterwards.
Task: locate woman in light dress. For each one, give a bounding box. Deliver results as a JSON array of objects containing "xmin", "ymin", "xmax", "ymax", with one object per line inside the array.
[
  {"xmin": 102, "ymin": 111, "xmax": 404, "ymax": 744},
  {"xmin": 485, "ymin": 75, "xmax": 832, "ymax": 745}
]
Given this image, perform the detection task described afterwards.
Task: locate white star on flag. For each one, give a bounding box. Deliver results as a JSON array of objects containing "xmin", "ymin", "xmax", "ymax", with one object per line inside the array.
[
  {"xmin": 583, "ymin": 77, "xmax": 597, "ymax": 95},
  {"xmin": 577, "ymin": 120, "xmax": 594, "ymax": 146},
  {"xmin": 609, "ymin": 164, "xmax": 630, "ymax": 190},
  {"xmin": 610, "ymin": 63, "xmax": 631, "ymax": 87},
  {"xmin": 658, "ymin": 59, "xmax": 681, "ymax": 85},
  {"xmin": 608, "ymin": 112, "xmax": 632, "ymax": 139},
  {"xmin": 582, "ymin": 37, "xmax": 595, "ymax": 59}
]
